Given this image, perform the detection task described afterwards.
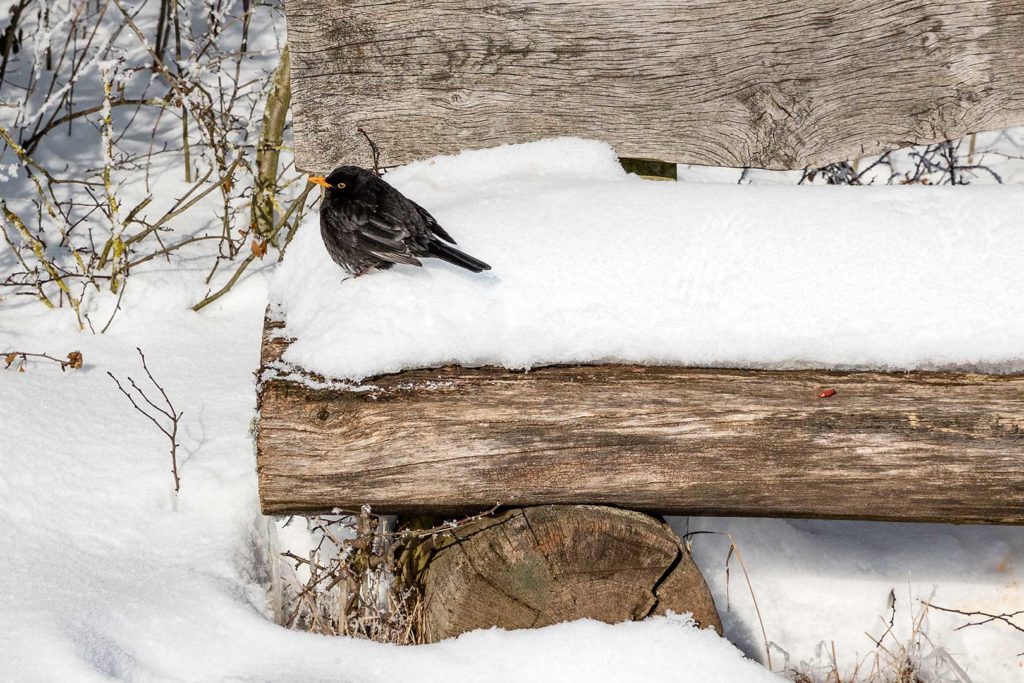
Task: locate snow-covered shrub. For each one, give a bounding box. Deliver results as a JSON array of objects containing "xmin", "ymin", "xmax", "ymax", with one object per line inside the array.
[
  {"xmin": 272, "ymin": 505, "xmax": 499, "ymax": 643},
  {"xmin": 0, "ymin": 0, "xmax": 314, "ymax": 330},
  {"xmin": 787, "ymin": 598, "xmax": 975, "ymax": 683}
]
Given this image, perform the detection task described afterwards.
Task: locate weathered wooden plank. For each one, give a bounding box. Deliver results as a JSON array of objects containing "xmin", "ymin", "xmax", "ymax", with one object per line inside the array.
[
  {"xmin": 257, "ymin": 319, "xmax": 1024, "ymax": 523},
  {"xmin": 285, "ymin": 0, "xmax": 1024, "ymax": 172}
]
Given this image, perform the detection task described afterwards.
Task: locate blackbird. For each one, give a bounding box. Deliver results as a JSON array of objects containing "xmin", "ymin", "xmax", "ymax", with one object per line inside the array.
[{"xmin": 308, "ymin": 166, "xmax": 491, "ymax": 277}]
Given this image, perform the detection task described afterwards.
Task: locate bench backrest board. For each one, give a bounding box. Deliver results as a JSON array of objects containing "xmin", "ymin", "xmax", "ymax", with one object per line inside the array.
[{"xmin": 285, "ymin": 0, "xmax": 1024, "ymax": 172}]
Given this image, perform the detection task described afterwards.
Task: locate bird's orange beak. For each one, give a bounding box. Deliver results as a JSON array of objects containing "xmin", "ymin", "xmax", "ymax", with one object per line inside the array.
[{"xmin": 308, "ymin": 175, "xmax": 333, "ymax": 189}]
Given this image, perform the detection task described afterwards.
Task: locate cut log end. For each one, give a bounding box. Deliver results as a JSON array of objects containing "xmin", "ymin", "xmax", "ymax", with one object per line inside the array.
[{"xmin": 419, "ymin": 505, "xmax": 721, "ymax": 643}]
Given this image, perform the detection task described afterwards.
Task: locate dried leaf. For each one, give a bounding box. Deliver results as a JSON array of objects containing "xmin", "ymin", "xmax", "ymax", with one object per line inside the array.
[
  {"xmin": 251, "ymin": 238, "xmax": 268, "ymax": 259},
  {"xmin": 67, "ymin": 351, "xmax": 83, "ymax": 369},
  {"xmin": 4, "ymin": 353, "xmax": 16, "ymax": 368}
]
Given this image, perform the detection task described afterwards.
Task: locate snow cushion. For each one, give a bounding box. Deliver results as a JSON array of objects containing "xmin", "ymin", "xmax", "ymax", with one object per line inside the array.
[{"xmin": 271, "ymin": 138, "xmax": 1024, "ymax": 381}]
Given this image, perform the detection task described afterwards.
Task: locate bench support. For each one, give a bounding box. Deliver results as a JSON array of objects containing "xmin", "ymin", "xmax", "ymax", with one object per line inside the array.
[{"xmin": 417, "ymin": 505, "xmax": 721, "ymax": 642}]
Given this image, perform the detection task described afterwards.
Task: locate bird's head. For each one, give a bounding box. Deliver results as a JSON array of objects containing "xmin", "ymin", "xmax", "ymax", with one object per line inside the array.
[{"xmin": 308, "ymin": 166, "xmax": 372, "ymax": 194}]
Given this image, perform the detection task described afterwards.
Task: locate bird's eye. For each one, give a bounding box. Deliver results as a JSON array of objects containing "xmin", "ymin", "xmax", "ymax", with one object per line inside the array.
[{"xmin": 336, "ymin": 182, "xmax": 346, "ymax": 189}]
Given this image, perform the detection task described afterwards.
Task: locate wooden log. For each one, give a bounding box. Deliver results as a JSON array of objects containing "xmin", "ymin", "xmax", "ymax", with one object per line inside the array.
[
  {"xmin": 419, "ymin": 505, "xmax": 722, "ymax": 642},
  {"xmin": 256, "ymin": 318, "xmax": 1024, "ymax": 524},
  {"xmin": 285, "ymin": 0, "xmax": 1024, "ymax": 172}
]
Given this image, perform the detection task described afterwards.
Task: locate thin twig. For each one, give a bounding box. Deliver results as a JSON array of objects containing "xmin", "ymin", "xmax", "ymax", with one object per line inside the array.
[
  {"xmin": 2, "ymin": 350, "xmax": 82, "ymax": 372},
  {"xmin": 924, "ymin": 601, "xmax": 1024, "ymax": 644},
  {"xmin": 192, "ymin": 183, "xmax": 313, "ymax": 311},
  {"xmin": 357, "ymin": 127, "xmax": 382, "ymax": 177},
  {"xmin": 683, "ymin": 530, "xmax": 772, "ymax": 670},
  {"xmin": 107, "ymin": 347, "xmax": 183, "ymax": 492}
]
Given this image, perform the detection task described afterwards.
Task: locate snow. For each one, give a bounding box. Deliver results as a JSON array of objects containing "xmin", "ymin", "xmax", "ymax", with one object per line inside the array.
[
  {"xmin": 678, "ymin": 517, "xmax": 1024, "ymax": 680},
  {"xmin": 272, "ymin": 138, "xmax": 1024, "ymax": 381}
]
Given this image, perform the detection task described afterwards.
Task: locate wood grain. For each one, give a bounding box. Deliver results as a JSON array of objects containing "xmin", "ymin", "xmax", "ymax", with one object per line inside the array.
[
  {"xmin": 420, "ymin": 505, "xmax": 721, "ymax": 642},
  {"xmin": 257, "ymin": 319, "xmax": 1024, "ymax": 523},
  {"xmin": 285, "ymin": 0, "xmax": 1024, "ymax": 171}
]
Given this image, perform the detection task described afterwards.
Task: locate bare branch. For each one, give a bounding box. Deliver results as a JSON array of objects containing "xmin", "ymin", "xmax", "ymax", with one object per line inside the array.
[
  {"xmin": 357, "ymin": 127, "xmax": 382, "ymax": 177},
  {"xmin": 2, "ymin": 350, "xmax": 83, "ymax": 372},
  {"xmin": 924, "ymin": 601, "xmax": 1024, "ymax": 644},
  {"xmin": 107, "ymin": 348, "xmax": 182, "ymax": 492},
  {"xmin": 192, "ymin": 183, "xmax": 314, "ymax": 311}
]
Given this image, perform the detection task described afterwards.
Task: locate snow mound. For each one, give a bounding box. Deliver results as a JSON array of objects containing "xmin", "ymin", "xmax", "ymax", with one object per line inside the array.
[
  {"xmin": 272, "ymin": 138, "xmax": 1024, "ymax": 380},
  {"xmin": 418, "ymin": 615, "xmax": 783, "ymax": 683}
]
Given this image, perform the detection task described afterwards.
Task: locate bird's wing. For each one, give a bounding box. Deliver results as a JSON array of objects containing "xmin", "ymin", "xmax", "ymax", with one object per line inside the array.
[
  {"xmin": 334, "ymin": 192, "xmax": 423, "ymax": 266},
  {"xmin": 411, "ymin": 202, "xmax": 457, "ymax": 245}
]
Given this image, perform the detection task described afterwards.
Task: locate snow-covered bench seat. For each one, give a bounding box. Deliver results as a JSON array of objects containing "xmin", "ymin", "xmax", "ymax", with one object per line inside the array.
[{"xmin": 256, "ymin": 140, "xmax": 1024, "ymax": 524}]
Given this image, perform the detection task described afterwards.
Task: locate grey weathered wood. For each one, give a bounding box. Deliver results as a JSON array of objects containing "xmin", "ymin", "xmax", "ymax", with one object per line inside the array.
[
  {"xmin": 285, "ymin": 0, "xmax": 1024, "ymax": 172},
  {"xmin": 420, "ymin": 505, "xmax": 722, "ymax": 642},
  {"xmin": 257, "ymin": 318, "xmax": 1024, "ymax": 524}
]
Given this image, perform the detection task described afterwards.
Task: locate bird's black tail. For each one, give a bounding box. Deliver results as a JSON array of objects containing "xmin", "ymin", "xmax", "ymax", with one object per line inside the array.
[{"xmin": 427, "ymin": 240, "xmax": 491, "ymax": 273}]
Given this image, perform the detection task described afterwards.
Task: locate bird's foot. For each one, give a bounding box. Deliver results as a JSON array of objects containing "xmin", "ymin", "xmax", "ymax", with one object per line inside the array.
[{"xmin": 340, "ymin": 267, "xmax": 372, "ymax": 285}]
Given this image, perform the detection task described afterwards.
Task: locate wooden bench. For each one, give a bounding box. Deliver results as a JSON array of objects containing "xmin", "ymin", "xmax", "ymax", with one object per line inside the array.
[{"xmin": 262, "ymin": 0, "xmax": 1024, "ymax": 642}]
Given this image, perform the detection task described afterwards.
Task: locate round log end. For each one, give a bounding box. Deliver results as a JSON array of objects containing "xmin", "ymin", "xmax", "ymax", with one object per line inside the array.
[{"xmin": 419, "ymin": 505, "xmax": 721, "ymax": 643}]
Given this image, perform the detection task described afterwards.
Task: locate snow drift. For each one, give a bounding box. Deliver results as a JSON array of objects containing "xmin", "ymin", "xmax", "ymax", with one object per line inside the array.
[{"xmin": 272, "ymin": 138, "xmax": 1024, "ymax": 381}]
